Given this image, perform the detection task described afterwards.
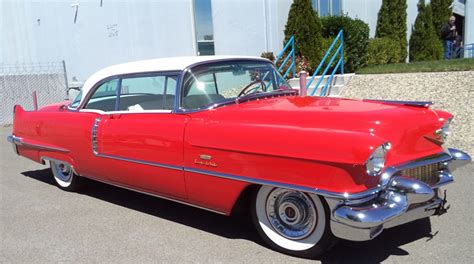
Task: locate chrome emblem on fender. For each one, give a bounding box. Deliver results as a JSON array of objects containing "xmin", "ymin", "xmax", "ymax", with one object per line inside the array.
[{"xmin": 194, "ymin": 154, "xmax": 217, "ymax": 167}]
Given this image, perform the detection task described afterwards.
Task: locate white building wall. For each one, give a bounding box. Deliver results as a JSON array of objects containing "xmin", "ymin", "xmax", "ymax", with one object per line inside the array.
[
  {"xmin": 465, "ymin": 0, "xmax": 473, "ymax": 48},
  {"xmin": 211, "ymin": 0, "xmax": 292, "ymax": 57},
  {"xmin": 1, "ymin": 0, "xmax": 196, "ymax": 82}
]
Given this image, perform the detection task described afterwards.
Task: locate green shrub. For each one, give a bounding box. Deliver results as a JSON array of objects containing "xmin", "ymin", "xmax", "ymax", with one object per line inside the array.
[
  {"xmin": 368, "ymin": 38, "xmax": 402, "ymax": 65},
  {"xmin": 318, "ymin": 37, "xmax": 346, "ymax": 73},
  {"xmin": 321, "ymin": 15, "xmax": 370, "ymax": 72},
  {"xmin": 260, "ymin": 52, "xmax": 275, "ymax": 62},
  {"xmin": 375, "ymin": 0, "xmax": 408, "ymax": 62},
  {"xmin": 409, "ymin": 0, "xmax": 443, "ymax": 62},
  {"xmin": 284, "ymin": 0, "xmax": 323, "ymax": 71}
]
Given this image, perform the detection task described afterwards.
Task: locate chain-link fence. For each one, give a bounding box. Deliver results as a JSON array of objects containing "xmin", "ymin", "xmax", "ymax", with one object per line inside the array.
[{"xmin": 0, "ymin": 61, "xmax": 68, "ymax": 125}]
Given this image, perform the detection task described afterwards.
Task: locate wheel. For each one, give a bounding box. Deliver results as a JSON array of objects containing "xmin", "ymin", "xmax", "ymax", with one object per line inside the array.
[
  {"xmin": 252, "ymin": 186, "xmax": 336, "ymax": 258},
  {"xmin": 50, "ymin": 160, "xmax": 85, "ymax": 191}
]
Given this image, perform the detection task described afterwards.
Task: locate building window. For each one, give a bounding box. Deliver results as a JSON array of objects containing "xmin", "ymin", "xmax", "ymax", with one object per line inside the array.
[
  {"xmin": 312, "ymin": 0, "xmax": 341, "ymax": 16},
  {"xmin": 193, "ymin": 0, "xmax": 215, "ymax": 55}
]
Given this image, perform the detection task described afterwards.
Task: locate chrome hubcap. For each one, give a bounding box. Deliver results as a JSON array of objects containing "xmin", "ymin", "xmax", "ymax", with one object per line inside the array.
[
  {"xmin": 266, "ymin": 189, "xmax": 317, "ymax": 240},
  {"xmin": 54, "ymin": 162, "xmax": 73, "ymax": 182}
]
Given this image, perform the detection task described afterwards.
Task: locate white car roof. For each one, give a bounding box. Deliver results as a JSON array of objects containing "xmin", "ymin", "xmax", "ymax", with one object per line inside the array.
[{"xmin": 79, "ymin": 55, "xmax": 269, "ymax": 103}]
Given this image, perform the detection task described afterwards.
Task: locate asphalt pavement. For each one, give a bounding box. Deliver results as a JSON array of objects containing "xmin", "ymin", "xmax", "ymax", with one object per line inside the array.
[{"xmin": 1, "ymin": 126, "xmax": 473, "ymax": 263}]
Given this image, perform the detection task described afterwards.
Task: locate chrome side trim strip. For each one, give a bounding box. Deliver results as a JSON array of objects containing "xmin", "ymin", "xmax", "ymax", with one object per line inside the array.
[
  {"xmin": 96, "ymin": 153, "xmax": 183, "ymax": 171},
  {"xmin": 92, "ymin": 152, "xmax": 358, "ymax": 199},
  {"xmin": 184, "ymin": 167, "xmax": 319, "ymax": 194},
  {"xmin": 87, "ymin": 176, "xmax": 227, "ymax": 215},
  {"xmin": 7, "ymin": 134, "xmax": 69, "ymax": 153},
  {"xmin": 87, "ymin": 153, "xmax": 459, "ymax": 201}
]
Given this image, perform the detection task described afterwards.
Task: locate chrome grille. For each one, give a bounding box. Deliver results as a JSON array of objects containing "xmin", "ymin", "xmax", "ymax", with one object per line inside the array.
[{"xmin": 400, "ymin": 163, "xmax": 440, "ymax": 186}]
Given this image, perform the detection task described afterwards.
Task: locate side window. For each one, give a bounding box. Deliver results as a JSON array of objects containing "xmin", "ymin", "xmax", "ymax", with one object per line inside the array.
[
  {"xmin": 84, "ymin": 79, "xmax": 119, "ymax": 111},
  {"xmin": 119, "ymin": 74, "xmax": 177, "ymax": 111}
]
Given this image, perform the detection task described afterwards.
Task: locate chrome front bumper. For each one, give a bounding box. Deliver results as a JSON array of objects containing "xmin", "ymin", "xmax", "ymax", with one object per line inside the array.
[{"xmin": 327, "ymin": 148, "xmax": 471, "ymax": 241}]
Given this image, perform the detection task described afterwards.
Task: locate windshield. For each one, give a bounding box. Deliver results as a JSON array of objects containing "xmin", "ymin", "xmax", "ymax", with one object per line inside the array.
[
  {"xmin": 69, "ymin": 90, "xmax": 83, "ymax": 109},
  {"xmin": 181, "ymin": 60, "xmax": 291, "ymax": 110}
]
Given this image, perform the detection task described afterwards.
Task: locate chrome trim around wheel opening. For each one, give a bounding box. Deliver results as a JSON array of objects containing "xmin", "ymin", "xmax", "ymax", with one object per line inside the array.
[{"xmin": 7, "ymin": 134, "xmax": 69, "ymax": 153}]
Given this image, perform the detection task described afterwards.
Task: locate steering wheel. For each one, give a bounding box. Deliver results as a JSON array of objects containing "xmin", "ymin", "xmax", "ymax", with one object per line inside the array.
[{"xmin": 237, "ymin": 80, "xmax": 267, "ymax": 97}]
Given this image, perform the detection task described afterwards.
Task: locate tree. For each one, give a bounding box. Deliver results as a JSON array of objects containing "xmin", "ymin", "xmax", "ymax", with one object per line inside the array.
[
  {"xmin": 375, "ymin": 0, "xmax": 408, "ymax": 62},
  {"xmin": 431, "ymin": 0, "xmax": 453, "ymax": 37},
  {"xmin": 409, "ymin": 0, "xmax": 443, "ymax": 61},
  {"xmin": 375, "ymin": 0, "xmax": 391, "ymax": 39},
  {"xmin": 284, "ymin": 0, "xmax": 323, "ymax": 70}
]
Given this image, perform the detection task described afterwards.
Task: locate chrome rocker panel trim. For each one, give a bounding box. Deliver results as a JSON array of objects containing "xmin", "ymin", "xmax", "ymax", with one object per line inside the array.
[{"xmin": 328, "ymin": 148, "xmax": 471, "ymax": 241}]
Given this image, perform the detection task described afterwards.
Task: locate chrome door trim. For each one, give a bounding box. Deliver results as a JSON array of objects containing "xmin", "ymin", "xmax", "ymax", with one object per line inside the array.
[
  {"xmin": 95, "ymin": 153, "xmax": 183, "ymax": 171},
  {"xmin": 92, "ymin": 117, "xmax": 101, "ymax": 155}
]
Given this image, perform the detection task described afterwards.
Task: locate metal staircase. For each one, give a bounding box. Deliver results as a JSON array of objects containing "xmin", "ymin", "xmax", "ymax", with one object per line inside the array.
[{"xmin": 275, "ymin": 30, "xmax": 347, "ymax": 97}]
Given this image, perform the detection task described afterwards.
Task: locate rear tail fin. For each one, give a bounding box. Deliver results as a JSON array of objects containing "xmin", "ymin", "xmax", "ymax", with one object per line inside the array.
[
  {"xmin": 13, "ymin": 105, "xmax": 25, "ymax": 115},
  {"xmin": 12, "ymin": 105, "xmax": 25, "ymax": 133}
]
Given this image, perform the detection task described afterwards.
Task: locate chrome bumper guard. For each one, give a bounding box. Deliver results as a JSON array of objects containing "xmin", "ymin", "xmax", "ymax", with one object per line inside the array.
[
  {"xmin": 7, "ymin": 134, "xmax": 20, "ymax": 155},
  {"xmin": 328, "ymin": 148, "xmax": 471, "ymax": 241}
]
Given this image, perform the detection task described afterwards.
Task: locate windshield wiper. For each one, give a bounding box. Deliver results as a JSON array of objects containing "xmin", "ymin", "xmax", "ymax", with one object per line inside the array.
[
  {"xmin": 235, "ymin": 89, "xmax": 298, "ymax": 104},
  {"xmin": 208, "ymin": 89, "xmax": 298, "ymax": 110}
]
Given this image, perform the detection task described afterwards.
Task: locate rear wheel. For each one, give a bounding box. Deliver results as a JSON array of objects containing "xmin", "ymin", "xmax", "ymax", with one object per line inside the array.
[
  {"xmin": 252, "ymin": 186, "xmax": 336, "ymax": 258},
  {"xmin": 50, "ymin": 160, "xmax": 85, "ymax": 191}
]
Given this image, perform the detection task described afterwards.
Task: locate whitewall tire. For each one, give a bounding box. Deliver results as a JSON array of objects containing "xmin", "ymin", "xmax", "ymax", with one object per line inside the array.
[
  {"xmin": 50, "ymin": 160, "xmax": 85, "ymax": 191},
  {"xmin": 252, "ymin": 186, "xmax": 336, "ymax": 258}
]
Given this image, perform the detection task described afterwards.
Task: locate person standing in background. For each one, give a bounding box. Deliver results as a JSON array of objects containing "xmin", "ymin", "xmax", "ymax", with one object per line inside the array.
[{"xmin": 441, "ymin": 16, "xmax": 458, "ymax": 59}]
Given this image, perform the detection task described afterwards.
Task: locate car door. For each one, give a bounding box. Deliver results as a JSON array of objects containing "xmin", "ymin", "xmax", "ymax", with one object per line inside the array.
[{"xmin": 85, "ymin": 73, "xmax": 188, "ymax": 199}]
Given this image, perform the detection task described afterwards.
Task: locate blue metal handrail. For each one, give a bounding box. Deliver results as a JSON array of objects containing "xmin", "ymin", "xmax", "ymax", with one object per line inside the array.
[
  {"xmin": 307, "ymin": 30, "xmax": 344, "ymax": 96},
  {"xmin": 461, "ymin": 43, "xmax": 474, "ymax": 58},
  {"xmin": 275, "ymin": 36, "xmax": 297, "ymax": 79}
]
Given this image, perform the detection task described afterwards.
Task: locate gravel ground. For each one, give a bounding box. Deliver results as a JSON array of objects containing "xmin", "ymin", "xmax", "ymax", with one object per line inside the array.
[
  {"xmin": 1, "ymin": 125, "xmax": 474, "ymax": 263},
  {"xmin": 341, "ymin": 71, "xmax": 474, "ymax": 154}
]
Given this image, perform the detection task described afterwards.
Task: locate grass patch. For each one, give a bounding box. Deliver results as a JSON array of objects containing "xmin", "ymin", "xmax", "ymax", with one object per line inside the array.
[{"xmin": 356, "ymin": 58, "xmax": 474, "ymax": 74}]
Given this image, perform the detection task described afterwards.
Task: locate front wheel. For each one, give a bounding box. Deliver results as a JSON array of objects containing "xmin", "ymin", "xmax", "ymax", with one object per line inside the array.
[
  {"xmin": 252, "ymin": 186, "xmax": 336, "ymax": 258},
  {"xmin": 50, "ymin": 160, "xmax": 86, "ymax": 191}
]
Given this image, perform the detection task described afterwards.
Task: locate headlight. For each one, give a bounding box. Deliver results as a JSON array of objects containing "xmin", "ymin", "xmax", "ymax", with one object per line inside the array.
[
  {"xmin": 438, "ymin": 118, "xmax": 452, "ymax": 141},
  {"xmin": 366, "ymin": 143, "xmax": 391, "ymax": 176}
]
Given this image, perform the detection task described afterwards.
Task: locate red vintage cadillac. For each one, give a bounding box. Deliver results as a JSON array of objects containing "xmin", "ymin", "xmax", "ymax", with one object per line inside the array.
[{"xmin": 7, "ymin": 56, "xmax": 471, "ymax": 258}]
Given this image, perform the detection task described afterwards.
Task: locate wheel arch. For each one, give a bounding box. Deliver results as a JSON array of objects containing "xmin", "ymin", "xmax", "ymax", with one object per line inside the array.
[{"xmin": 40, "ymin": 153, "xmax": 79, "ymax": 175}]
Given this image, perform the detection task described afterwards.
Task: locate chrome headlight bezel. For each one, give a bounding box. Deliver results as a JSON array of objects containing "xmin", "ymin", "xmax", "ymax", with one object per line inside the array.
[
  {"xmin": 366, "ymin": 142, "xmax": 391, "ymax": 177},
  {"xmin": 438, "ymin": 118, "xmax": 452, "ymax": 142}
]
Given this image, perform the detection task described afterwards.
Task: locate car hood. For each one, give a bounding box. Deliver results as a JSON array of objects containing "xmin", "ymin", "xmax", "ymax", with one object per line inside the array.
[{"xmin": 188, "ymin": 96, "xmax": 451, "ymax": 166}]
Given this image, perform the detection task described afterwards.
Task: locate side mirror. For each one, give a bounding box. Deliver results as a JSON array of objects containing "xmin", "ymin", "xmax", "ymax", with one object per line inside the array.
[{"xmin": 66, "ymin": 87, "xmax": 81, "ymax": 101}]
